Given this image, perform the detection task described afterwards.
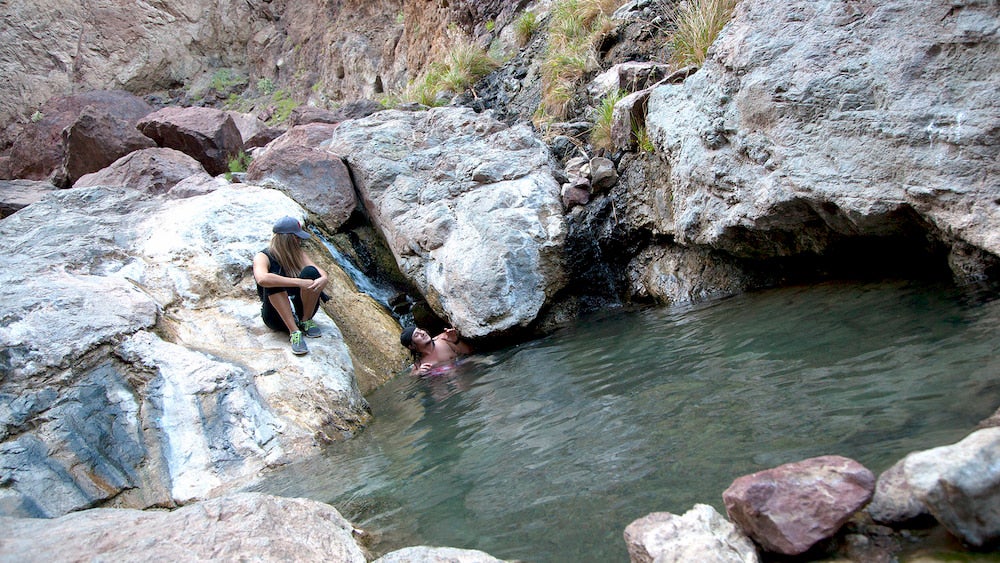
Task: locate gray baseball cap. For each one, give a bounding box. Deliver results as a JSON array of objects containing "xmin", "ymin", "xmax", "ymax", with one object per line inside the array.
[{"xmin": 273, "ymin": 216, "xmax": 310, "ymax": 239}]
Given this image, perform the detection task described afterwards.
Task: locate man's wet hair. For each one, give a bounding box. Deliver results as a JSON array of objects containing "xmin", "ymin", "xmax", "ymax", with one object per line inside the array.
[{"xmin": 400, "ymin": 325, "xmax": 416, "ymax": 348}]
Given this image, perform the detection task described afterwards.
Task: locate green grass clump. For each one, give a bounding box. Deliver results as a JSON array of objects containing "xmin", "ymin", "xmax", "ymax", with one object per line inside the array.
[
  {"xmin": 514, "ymin": 11, "xmax": 538, "ymax": 46},
  {"xmin": 538, "ymin": 0, "xmax": 624, "ymax": 123},
  {"xmin": 404, "ymin": 37, "xmax": 500, "ymax": 106},
  {"xmin": 210, "ymin": 69, "xmax": 248, "ymax": 93},
  {"xmin": 225, "ymin": 150, "xmax": 252, "ymax": 181},
  {"xmin": 668, "ymin": 0, "xmax": 739, "ymax": 67},
  {"xmin": 634, "ymin": 123, "xmax": 655, "ymax": 153},
  {"xmin": 590, "ymin": 89, "xmax": 627, "ymax": 152},
  {"xmin": 266, "ymin": 89, "xmax": 299, "ymax": 125}
]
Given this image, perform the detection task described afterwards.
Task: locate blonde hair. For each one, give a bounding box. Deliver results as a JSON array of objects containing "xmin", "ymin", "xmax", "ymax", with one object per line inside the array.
[{"xmin": 268, "ymin": 233, "xmax": 306, "ymax": 274}]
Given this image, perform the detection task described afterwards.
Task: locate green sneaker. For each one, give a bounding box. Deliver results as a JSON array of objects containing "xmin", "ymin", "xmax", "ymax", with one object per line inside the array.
[
  {"xmin": 299, "ymin": 319, "xmax": 321, "ymax": 338},
  {"xmin": 289, "ymin": 331, "xmax": 308, "ymax": 355}
]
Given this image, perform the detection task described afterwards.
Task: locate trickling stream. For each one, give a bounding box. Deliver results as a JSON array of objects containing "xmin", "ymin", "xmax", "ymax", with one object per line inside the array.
[{"xmin": 248, "ymin": 280, "xmax": 1000, "ymax": 562}]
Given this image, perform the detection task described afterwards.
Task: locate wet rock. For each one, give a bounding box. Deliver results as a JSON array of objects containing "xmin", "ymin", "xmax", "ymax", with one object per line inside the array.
[
  {"xmin": 0, "ymin": 179, "xmax": 58, "ymax": 218},
  {"xmin": 245, "ymin": 145, "xmax": 357, "ymax": 231},
  {"xmin": 624, "ymin": 504, "xmax": 759, "ymax": 563},
  {"xmin": 868, "ymin": 428, "xmax": 1000, "ymax": 547},
  {"xmin": 723, "ymin": 455, "xmax": 875, "ymax": 556},
  {"xmin": 74, "ymin": 147, "xmax": 210, "ymax": 195},
  {"xmin": 136, "ymin": 106, "xmax": 244, "ymax": 176},
  {"xmin": 0, "ymin": 493, "xmax": 366, "ymax": 562},
  {"xmin": 373, "ymin": 546, "xmax": 507, "ymax": 563},
  {"xmin": 327, "ymin": 107, "xmax": 567, "ymax": 338}
]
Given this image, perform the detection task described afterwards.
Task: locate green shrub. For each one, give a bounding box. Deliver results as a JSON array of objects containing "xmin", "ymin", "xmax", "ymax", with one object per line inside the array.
[
  {"xmin": 210, "ymin": 69, "xmax": 247, "ymax": 93},
  {"xmin": 590, "ymin": 89, "xmax": 626, "ymax": 152},
  {"xmin": 514, "ymin": 11, "xmax": 539, "ymax": 46},
  {"xmin": 267, "ymin": 89, "xmax": 299, "ymax": 125},
  {"xmin": 257, "ymin": 77, "xmax": 276, "ymax": 96},
  {"xmin": 668, "ymin": 0, "xmax": 739, "ymax": 67}
]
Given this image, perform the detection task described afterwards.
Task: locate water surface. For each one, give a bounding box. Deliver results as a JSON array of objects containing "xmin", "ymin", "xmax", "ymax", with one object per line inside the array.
[{"xmin": 249, "ymin": 281, "xmax": 1000, "ymax": 562}]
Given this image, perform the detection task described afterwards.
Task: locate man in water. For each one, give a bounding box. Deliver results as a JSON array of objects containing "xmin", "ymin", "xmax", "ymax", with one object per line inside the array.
[{"xmin": 400, "ymin": 325, "xmax": 471, "ymax": 376}]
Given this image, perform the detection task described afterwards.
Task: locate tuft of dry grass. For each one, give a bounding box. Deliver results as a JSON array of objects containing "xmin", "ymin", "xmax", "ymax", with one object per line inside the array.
[
  {"xmin": 668, "ymin": 0, "xmax": 739, "ymax": 67},
  {"xmin": 538, "ymin": 0, "xmax": 626, "ymax": 124},
  {"xmin": 404, "ymin": 36, "xmax": 500, "ymax": 106}
]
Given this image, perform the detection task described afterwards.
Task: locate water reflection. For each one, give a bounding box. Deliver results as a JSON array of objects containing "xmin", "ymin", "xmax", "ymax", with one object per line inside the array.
[{"xmin": 248, "ymin": 280, "xmax": 1000, "ymax": 562}]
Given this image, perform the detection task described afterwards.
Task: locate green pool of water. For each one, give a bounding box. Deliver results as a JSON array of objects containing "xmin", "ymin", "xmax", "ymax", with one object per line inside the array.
[{"xmin": 249, "ymin": 280, "xmax": 1000, "ymax": 562}]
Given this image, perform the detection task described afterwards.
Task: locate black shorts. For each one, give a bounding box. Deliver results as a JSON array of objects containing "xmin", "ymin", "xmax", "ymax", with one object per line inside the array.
[{"xmin": 260, "ymin": 265, "xmax": 322, "ymax": 332}]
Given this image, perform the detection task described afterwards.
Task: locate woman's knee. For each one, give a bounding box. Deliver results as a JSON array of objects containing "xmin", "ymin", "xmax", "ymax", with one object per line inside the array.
[{"xmin": 300, "ymin": 265, "xmax": 321, "ymax": 280}]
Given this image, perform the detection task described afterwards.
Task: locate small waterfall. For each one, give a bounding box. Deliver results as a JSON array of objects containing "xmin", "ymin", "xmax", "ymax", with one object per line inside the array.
[{"xmin": 311, "ymin": 228, "xmax": 406, "ymax": 319}]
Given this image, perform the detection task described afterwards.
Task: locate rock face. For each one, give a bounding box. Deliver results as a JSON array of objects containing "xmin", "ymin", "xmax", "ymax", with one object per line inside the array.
[
  {"xmin": 0, "ymin": 493, "xmax": 367, "ymax": 562},
  {"xmin": 0, "ymin": 0, "xmax": 275, "ymax": 125},
  {"xmin": 868, "ymin": 428, "xmax": 1000, "ymax": 547},
  {"xmin": 644, "ymin": 0, "xmax": 1000, "ymax": 292},
  {"xmin": 722, "ymin": 455, "xmax": 875, "ymax": 555},
  {"xmin": 623, "ymin": 504, "xmax": 759, "ymax": 563},
  {"xmin": 327, "ymin": 107, "xmax": 567, "ymax": 338},
  {"xmin": 0, "ymin": 183, "xmax": 371, "ymax": 517}
]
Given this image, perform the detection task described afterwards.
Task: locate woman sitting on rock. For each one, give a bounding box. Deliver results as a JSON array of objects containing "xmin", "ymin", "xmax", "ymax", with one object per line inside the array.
[{"xmin": 253, "ymin": 216, "xmax": 329, "ymax": 355}]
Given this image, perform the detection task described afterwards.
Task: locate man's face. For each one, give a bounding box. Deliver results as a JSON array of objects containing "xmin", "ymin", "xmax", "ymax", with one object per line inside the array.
[{"xmin": 411, "ymin": 328, "xmax": 432, "ymax": 348}]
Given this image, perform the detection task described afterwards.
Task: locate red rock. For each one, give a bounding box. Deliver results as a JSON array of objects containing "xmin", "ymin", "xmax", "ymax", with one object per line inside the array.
[
  {"xmin": 723, "ymin": 455, "xmax": 875, "ymax": 555},
  {"xmin": 136, "ymin": 107, "xmax": 244, "ymax": 176}
]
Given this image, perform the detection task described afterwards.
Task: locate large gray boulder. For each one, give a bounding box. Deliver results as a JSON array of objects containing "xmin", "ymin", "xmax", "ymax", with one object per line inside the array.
[
  {"xmin": 868, "ymin": 427, "xmax": 1000, "ymax": 547},
  {"xmin": 327, "ymin": 107, "xmax": 567, "ymax": 338},
  {"xmin": 645, "ymin": 0, "xmax": 1000, "ymax": 285},
  {"xmin": 0, "ymin": 493, "xmax": 367, "ymax": 562},
  {"xmin": 0, "ymin": 183, "xmax": 369, "ymax": 517}
]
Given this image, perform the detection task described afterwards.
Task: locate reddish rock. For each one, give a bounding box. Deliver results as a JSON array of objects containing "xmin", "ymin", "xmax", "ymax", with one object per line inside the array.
[
  {"xmin": 263, "ymin": 123, "xmax": 340, "ymax": 153},
  {"xmin": 58, "ymin": 106, "xmax": 157, "ymax": 187},
  {"xmin": 74, "ymin": 148, "xmax": 208, "ymax": 195},
  {"xmin": 2, "ymin": 91, "xmax": 153, "ymax": 183},
  {"xmin": 136, "ymin": 107, "xmax": 244, "ymax": 176},
  {"xmin": 561, "ymin": 184, "xmax": 590, "ymax": 209},
  {"xmin": 245, "ymin": 145, "xmax": 357, "ymax": 231},
  {"xmin": 225, "ymin": 111, "xmax": 284, "ymax": 150},
  {"xmin": 723, "ymin": 455, "xmax": 875, "ymax": 556}
]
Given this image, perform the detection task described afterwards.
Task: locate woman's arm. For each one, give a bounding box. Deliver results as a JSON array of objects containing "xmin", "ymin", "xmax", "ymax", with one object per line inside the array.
[
  {"xmin": 299, "ymin": 251, "xmax": 329, "ymax": 292},
  {"xmin": 252, "ymin": 252, "xmax": 310, "ymax": 288}
]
